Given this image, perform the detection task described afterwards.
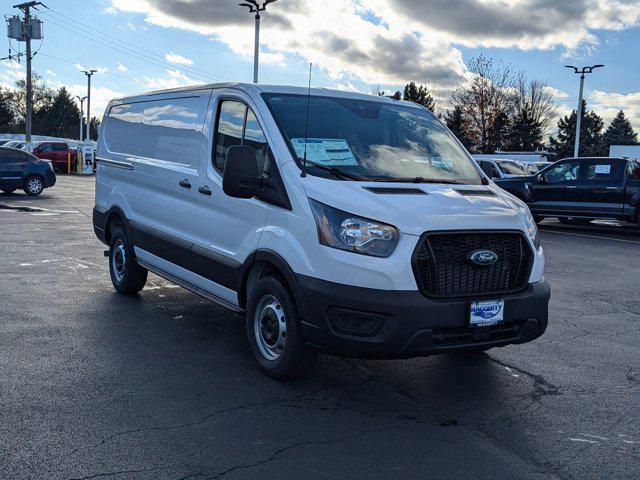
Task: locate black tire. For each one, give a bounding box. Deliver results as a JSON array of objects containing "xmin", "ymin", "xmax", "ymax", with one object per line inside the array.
[
  {"xmin": 246, "ymin": 275, "xmax": 318, "ymax": 380},
  {"xmin": 23, "ymin": 175, "xmax": 44, "ymax": 196},
  {"xmin": 1, "ymin": 188, "xmax": 16, "ymax": 194},
  {"xmin": 108, "ymin": 225, "xmax": 148, "ymax": 295}
]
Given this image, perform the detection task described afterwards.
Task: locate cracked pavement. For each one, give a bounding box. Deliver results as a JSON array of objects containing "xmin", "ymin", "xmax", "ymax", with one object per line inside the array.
[{"xmin": 1, "ymin": 176, "xmax": 639, "ymax": 479}]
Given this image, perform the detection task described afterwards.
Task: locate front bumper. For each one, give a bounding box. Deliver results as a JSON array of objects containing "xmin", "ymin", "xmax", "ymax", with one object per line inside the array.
[
  {"xmin": 43, "ymin": 169, "xmax": 56, "ymax": 187},
  {"xmin": 297, "ymin": 275, "xmax": 550, "ymax": 358}
]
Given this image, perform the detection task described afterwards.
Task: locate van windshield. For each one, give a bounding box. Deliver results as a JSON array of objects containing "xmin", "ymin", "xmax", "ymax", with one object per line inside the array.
[{"xmin": 262, "ymin": 93, "xmax": 481, "ymax": 184}]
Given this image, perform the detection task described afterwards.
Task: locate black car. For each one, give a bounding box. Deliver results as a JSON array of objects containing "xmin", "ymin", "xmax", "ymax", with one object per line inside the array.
[
  {"xmin": 0, "ymin": 147, "xmax": 56, "ymax": 196},
  {"xmin": 495, "ymin": 157, "xmax": 640, "ymax": 225}
]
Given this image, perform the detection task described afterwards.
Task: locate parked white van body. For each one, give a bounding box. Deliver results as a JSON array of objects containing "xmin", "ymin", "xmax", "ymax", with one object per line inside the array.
[{"xmin": 94, "ymin": 83, "xmax": 550, "ymax": 379}]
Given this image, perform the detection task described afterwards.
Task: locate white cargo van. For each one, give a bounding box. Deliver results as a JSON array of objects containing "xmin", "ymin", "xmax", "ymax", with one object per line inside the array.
[{"xmin": 93, "ymin": 83, "xmax": 550, "ymax": 379}]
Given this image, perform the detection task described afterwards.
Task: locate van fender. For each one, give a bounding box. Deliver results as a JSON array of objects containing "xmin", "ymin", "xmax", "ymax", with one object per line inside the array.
[{"xmin": 238, "ymin": 249, "xmax": 308, "ymax": 321}]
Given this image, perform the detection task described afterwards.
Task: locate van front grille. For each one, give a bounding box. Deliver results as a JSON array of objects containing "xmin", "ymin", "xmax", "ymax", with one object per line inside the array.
[{"xmin": 412, "ymin": 231, "xmax": 532, "ymax": 298}]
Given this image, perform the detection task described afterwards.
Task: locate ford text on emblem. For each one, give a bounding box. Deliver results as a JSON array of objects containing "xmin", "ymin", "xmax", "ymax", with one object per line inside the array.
[{"xmin": 467, "ymin": 250, "xmax": 498, "ymax": 266}]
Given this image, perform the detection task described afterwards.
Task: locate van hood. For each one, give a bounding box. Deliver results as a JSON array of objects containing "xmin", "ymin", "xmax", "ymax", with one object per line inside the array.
[{"xmin": 301, "ymin": 175, "xmax": 527, "ymax": 236}]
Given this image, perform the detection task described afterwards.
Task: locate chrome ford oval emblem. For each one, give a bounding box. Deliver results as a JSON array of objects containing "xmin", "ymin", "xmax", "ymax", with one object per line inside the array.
[{"xmin": 467, "ymin": 250, "xmax": 498, "ymax": 266}]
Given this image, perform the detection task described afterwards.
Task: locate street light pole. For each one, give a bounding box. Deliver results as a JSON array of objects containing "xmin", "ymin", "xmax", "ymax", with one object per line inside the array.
[
  {"xmin": 83, "ymin": 70, "xmax": 97, "ymax": 142},
  {"xmin": 239, "ymin": 0, "xmax": 277, "ymax": 84},
  {"xmin": 75, "ymin": 95, "xmax": 87, "ymax": 142},
  {"xmin": 565, "ymin": 65, "xmax": 604, "ymax": 158}
]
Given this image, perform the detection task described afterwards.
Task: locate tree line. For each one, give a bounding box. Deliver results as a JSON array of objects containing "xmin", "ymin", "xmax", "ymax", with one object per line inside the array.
[
  {"xmin": 0, "ymin": 74, "xmax": 100, "ymax": 141},
  {"xmin": 395, "ymin": 55, "xmax": 638, "ymax": 157}
]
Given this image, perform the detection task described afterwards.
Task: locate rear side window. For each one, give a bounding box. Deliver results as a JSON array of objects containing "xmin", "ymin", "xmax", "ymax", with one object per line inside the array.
[
  {"xmin": 38, "ymin": 143, "xmax": 53, "ymax": 152},
  {"xmin": 214, "ymin": 100, "xmax": 269, "ymax": 174},
  {"xmin": 105, "ymin": 95, "xmax": 207, "ymax": 167},
  {"xmin": 584, "ymin": 160, "xmax": 623, "ymax": 184},
  {"xmin": 52, "ymin": 144, "xmax": 67, "ymax": 152},
  {"xmin": 628, "ymin": 161, "xmax": 640, "ymax": 180}
]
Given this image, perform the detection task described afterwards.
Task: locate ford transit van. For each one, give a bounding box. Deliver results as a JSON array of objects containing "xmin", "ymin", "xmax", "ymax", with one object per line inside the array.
[{"xmin": 93, "ymin": 83, "xmax": 550, "ymax": 379}]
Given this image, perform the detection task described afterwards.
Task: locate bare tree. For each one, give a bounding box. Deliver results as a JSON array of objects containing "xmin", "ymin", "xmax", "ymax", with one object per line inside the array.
[
  {"xmin": 451, "ymin": 55, "xmax": 516, "ymax": 153},
  {"xmin": 513, "ymin": 74, "xmax": 557, "ymax": 137}
]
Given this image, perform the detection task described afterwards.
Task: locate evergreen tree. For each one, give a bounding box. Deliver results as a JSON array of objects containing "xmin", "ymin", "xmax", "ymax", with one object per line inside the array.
[
  {"xmin": 604, "ymin": 110, "xmax": 638, "ymax": 148},
  {"xmin": 89, "ymin": 117, "xmax": 101, "ymax": 141},
  {"xmin": 549, "ymin": 101, "xmax": 606, "ymax": 158},
  {"xmin": 506, "ymin": 105, "xmax": 543, "ymax": 151},
  {"xmin": 0, "ymin": 88, "xmax": 16, "ymax": 133},
  {"xmin": 403, "ymin": 82, "xmax": 436, "ymax": 111},
  {"xmin": 444, "ymin": 106, "xmax": 472, "ymax": 149},
  {"xmin": 486, "ymin": 111, "xmax": 511, "ymax": 153},
  {"xmin": 38, "ymin": 87, "xmax": 82, "ymax": 139}
]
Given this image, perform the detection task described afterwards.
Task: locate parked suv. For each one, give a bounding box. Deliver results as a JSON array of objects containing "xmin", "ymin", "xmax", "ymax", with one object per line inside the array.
[
  {"xmin": 495, "ymin": 157, "xmax": 640, "ymax": 225},
  {"xmin": 33, "ymin": 141, "xmax": 77, "ymax": 172},
  {"xmin": 0, "ymin": 147, "xmax": 56, "ymax": 196},
  {"xmin": 477, "ymin": 159, "xmax": 530, "ymax": 179},
  {"xmin": 93, "ymin": 84, "xmax": 550, "ymax": 379}
]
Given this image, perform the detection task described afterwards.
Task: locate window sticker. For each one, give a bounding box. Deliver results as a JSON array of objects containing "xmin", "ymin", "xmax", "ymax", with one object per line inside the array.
[
  {"xmin": 594, "ymin": 164, "xmax": 611, "ymax": 174},
  {"xmin": 291, "ymin": 138, "xmax": 358, "ymax": 166}
]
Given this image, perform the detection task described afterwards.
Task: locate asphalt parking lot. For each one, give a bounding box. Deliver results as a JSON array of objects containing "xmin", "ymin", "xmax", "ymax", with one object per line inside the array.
[{"xmin": 1, "ymin": 175, "xmax": 639, "ymax": 480}]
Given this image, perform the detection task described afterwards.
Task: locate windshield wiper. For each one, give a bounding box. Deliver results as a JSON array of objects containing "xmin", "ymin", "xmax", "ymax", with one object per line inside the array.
[{"xmin": 301, "ymin": 159, "xmax": 365, "ymax": 181}]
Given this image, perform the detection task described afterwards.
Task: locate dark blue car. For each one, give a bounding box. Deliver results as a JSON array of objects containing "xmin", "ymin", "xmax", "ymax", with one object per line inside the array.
[{"xmin": 0, "ymin": 147, "xmax": 56, "ymax": 196}]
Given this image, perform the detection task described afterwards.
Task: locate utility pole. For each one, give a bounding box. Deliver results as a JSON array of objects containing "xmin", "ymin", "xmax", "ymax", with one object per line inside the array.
[
  {"xmin": 75, "ymin": 95, "xmax": 87, "ymax": 142},
  {"xmin": 12, "ymin": 2, "xmax": 44, "ymax": 150},
  {"xmin": 83, "ymin": 70, "xmax": 97, "ymax": 142},
  {"xmin": 565, "ymin": 64, "xmax": 604, "ymax": 158},
  {"xmin": 239, "ymin": 0, "xmax": 277, "ymax": 83}
]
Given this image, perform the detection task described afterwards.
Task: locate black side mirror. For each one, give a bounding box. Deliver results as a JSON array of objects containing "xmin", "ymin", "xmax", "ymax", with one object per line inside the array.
[
  {"xmin": 223, "ymin": 145, "xmax": 260, "ymax": 199},
  {"xmin": 537, "ymin": 174, "xmax": 546, "ymax": 185}
]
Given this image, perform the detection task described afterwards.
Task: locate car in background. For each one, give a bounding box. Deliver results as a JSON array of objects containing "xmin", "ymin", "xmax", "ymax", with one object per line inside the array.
[
  {"xmin": 495, "ymin": 157, "xmax": 640, "ymax": 226},
  {"xmin": 477, "ymin": 158, "xmax": 530, "ymax": 179},
  {"xmin": 32, "ymin": 141, "xmax": 77, "ymax": 172},
  {"xmin": 0, "ymin": 147, "xmax": 56, "ymax": 196},
  {"xmin": 3, "ymin": 140, "xmax": 26, "ymax": 150}
]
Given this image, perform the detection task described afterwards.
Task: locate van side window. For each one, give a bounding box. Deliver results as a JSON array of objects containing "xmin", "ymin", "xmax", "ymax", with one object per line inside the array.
[
  {"xmin": 214, "ymin": 100, "xmax": 269, "ymax": 174},
  {"xmin": 628, "ymin": 161, "xmax": 640, "ymax": 180},
  {"xmin": 244, "ymin": 109, "xmax": 268, "ymax": 173},
  {"xmin": 215, "ymin": 101, "xmax": 246, "ymax": 172}
]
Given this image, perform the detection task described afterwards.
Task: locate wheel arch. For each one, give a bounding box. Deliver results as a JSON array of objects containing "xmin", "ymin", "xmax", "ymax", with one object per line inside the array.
[
  {"xmin": 238, "ymin": 250, "xmax": 307, "ymax": 319},
  {"xmin": 103, "ymin": 206, "xmax": 132, "ymax": 244}
]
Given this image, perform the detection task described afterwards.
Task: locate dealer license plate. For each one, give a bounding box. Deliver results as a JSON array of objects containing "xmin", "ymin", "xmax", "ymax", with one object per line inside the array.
[{"xmin": 470, "ymin": 300, "xmax": 505, "ymax": 327}]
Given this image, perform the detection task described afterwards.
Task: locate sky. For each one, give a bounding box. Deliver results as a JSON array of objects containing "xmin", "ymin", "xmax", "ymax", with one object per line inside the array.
[{"xmin": 1, "ymin": 0, "xmax": 640, "ymax": 133}]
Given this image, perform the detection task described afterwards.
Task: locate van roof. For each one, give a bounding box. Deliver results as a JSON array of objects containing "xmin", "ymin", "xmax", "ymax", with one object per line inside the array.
[{"xmin": 110, "ymin": 82, "xmax": 419, "ymax": 108}]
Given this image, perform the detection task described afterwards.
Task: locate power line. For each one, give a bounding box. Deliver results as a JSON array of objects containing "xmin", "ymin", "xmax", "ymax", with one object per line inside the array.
[
  {"xmin": 38, "ymin": 9, "xmax": 233, "ymax": 83},
  {"xmin": 36, "ymin": 51, "xmax": 139, "ymax": 82},
  {"xmin": 38, "ymin": 15, "xmax": 218, "ymax": 84}
]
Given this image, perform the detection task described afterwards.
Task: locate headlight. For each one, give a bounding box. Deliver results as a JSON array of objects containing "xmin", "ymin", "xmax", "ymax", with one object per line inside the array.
[
  {"xmin": 523, "ymin": 209, "xmax": 541, "ymax": 250},
  {"xmin": 309, "ymin": 199, "xmax": 399, "ymax": 258}
]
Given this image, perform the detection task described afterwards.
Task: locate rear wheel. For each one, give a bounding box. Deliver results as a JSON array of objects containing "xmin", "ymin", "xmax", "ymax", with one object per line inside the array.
[
  {"xmin": 1, "ymin": 188, "xmax": 16, "ymax": 194},
  {"xmin": 109, "ymin": 225, "xmax": 148, "ymax": 294},
  {"xmin": 246, "ymin": 276, "xmax": 318, "ymax": 380},
  {"xmin": 23, "ymin": 176, "xmax": 44, "ymax": 196}
]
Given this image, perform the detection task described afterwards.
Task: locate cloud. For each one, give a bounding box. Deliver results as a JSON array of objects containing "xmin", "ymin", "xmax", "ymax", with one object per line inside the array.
[
  {"xmin": 45, "ymin": 69, "xmax": 57, "ymax": 77},
  {"xmin": 135, "ymin": 68, "xmax": 199, "ymax": 90},
  {"xmin": 58, "ymin": 83, "xmax": 126, "ymax": 118},
  {"xmin": 590, "ymin": 90, "xmax": 640, "ymax": 132},
  {"xmin": 117, "ymin": 63, "xmax": 128, "ymax": 72},
  {"xmin": 164, "ymin": 52, "xmax": 194, "ymax": 66},
  {"xmin": 107, "ymin": 0, "xmax": 640, "ymax": 92}
]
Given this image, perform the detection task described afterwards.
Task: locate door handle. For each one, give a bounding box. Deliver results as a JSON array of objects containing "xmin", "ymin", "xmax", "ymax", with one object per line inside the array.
[
  {"xmin": 565, "ymin": 185, "xmax": 577, "ymax": 189},
  {"xmin": 606, "ymin": 186, "xmax": 619, "ymax": 190},
  {"xmin": 198, "ymin": 185, "xmax": 212, "ymax": 196},
  {"xmin": 179, "ymin": 179, "xmax": 192, "ymax": 189}
]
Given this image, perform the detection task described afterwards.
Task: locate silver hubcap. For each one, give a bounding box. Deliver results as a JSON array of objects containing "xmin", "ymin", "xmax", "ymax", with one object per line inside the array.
[
  {"xmin": 112, "ymin": 240, "xmax": 126, "ymax": 283},
  {"xmin": 254, "ymin": 294, "xmax": 287, "ymax": 361},
  {"xmin": 27, "ymin": 178, "xmax": 43, "ymax": 194}
]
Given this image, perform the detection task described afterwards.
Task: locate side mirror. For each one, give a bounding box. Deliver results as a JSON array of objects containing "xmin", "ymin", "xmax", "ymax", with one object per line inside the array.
[
  {"xmin": 223, "ymin": 145, "xmax": 260, "ymax": 199},
  {"xmin": 537, "ymin": 175, "xmax": 546, "ymax": 185}
]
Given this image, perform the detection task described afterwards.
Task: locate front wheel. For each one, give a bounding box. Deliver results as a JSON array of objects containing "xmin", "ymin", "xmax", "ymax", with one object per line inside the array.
[
  {"xmin": 246, "ymin": 276, "xmax": 318, "ymax": 380},
  {"xmin": 109, "ymin": 226, "xmax": 148, "ymax": 294},
  {"xmin": 23, "ymin": 176, "xmax": 44, "ymax": 196}
]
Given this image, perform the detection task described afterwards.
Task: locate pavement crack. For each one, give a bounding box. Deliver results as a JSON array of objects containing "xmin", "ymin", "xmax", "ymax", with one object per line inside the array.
[
  {"xmin": 71, "ymin": 387, "xmax": 335, "ymax": 455},
  {"xmin": 70, "ymin": 466, "xmax": 167, "ymax": 479},
  {"xmin": 205, "ymin": 427, "xmax": 397, "ymax": 479},
  {"xmin": 486, "ymin": 355, "xmax": 561, "ymax": 402}
]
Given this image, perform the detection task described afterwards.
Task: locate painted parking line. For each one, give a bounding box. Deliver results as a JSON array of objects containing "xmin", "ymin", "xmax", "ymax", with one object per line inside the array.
[{"xmin": 541, "ymin": 229, "xmax": 640, "ymax": 245}]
